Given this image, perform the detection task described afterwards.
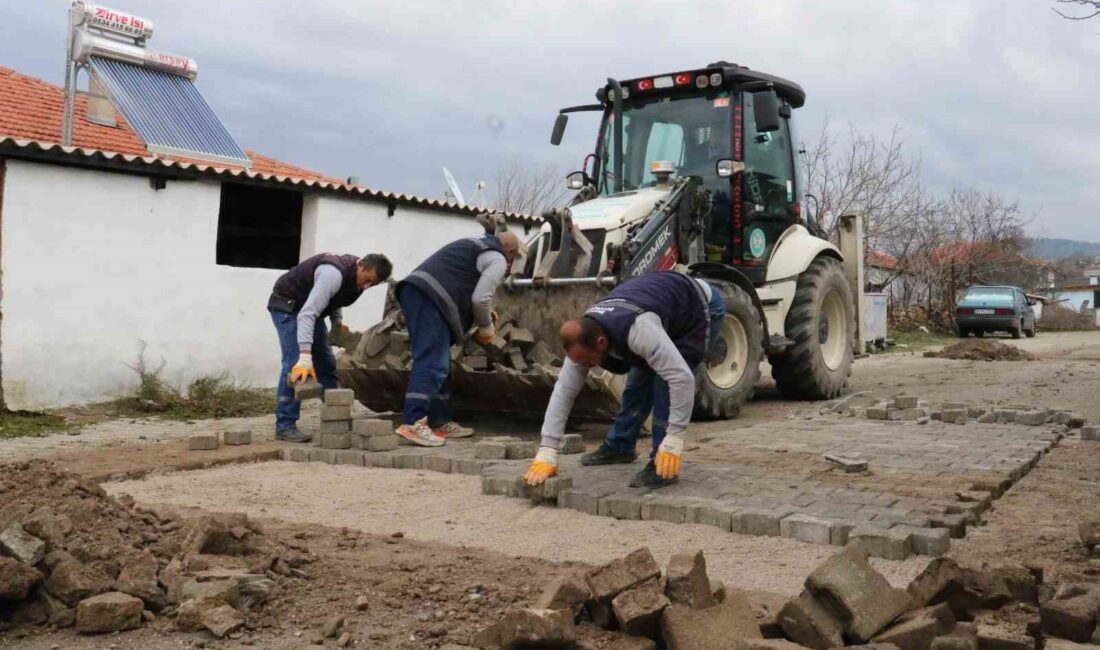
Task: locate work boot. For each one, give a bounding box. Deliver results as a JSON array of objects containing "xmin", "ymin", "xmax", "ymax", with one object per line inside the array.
[
  {"xmin": 275, "ymin": 426, "xmax": 312, "ymax": 443},
  {"xmin": 395, "ymin": 419, "xmax": 445, "ymax": 447},
  {"xmin": 580, "ymin": 443, "xmax": 637, "ymax": 466},
  {"xmin": 629, "ymin": 461, "xmax": 677, "ymax": 489},
  {"xmin": 433, "ymin": 421, "xmax": 474, "ymax": 439}
]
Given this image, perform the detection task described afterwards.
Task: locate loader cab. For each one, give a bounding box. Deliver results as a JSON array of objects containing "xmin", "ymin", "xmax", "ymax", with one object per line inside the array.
[{"xmin": 583, "ymin": 64, "xmax": 806, "ymax": 284}]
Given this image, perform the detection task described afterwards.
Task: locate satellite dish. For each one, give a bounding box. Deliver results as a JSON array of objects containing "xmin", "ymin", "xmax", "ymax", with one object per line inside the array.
[{"xmin": 442, "ymin": 167, "xmax": 466, "ymax": 206}]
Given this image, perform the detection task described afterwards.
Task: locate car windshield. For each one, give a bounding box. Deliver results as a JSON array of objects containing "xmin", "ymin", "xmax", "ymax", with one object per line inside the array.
[
  {"xmin": 963, "ymin": 288, "xmax": 1014, "ymax": 300},
  {"xmin": 598, "ymin": 92, "xmax": 731, "ymax": 195}
]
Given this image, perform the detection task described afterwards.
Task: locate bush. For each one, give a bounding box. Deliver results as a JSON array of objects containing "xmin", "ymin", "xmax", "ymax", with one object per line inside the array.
[{"xmin": 1039, "ymin": 305, "xmax": 1096, "ymax": 331}]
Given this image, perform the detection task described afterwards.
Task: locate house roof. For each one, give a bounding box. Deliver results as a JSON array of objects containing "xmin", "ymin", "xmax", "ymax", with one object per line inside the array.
[
  {"xmin": 866, "ymin": 250, "xmax": 898, "ymax": 270},
  {"xmin": 0, "ymin": 65, "xmax": 539, "ymax": 225}
]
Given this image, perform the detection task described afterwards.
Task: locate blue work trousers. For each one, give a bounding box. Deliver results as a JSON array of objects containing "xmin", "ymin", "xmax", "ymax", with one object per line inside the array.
[
  {"xmin": 398, "ymin": 285, "xmax": 454, "ymax": 427},
  {"xmin": 271, "ymin": 310, "xmax": 338, "ymax": 431}
]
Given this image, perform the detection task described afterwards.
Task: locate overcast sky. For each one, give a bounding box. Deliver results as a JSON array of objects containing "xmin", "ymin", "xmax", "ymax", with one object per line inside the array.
[{"xmin": 3, "ymin": 1, "xmax": 1098, "ymax": 241}]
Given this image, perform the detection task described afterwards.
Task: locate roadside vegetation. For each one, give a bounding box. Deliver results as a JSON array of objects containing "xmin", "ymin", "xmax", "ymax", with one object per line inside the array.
[{"xmin": 0, "ymin": 409, "xmax": 80, "ymax": 439}]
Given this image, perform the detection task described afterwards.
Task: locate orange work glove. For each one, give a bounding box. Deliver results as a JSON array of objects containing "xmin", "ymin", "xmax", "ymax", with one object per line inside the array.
[
  {"xmin": 524, "ymin": 447, "xmax": 559, "ymax": 486},
  {"xmin": 288, "ymin": 353, "xmax": 317, "ymax": 384},
  {"xmin": 654, "ymin": 432, "xmax": 684, "ymax": 480},
  {"xmin": 476, "ymin": 325, "xmax": 495, "ymax": 345}
]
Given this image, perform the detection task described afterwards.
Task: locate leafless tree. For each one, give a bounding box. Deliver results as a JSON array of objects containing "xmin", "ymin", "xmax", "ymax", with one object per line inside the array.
[
  {"xmin": 1053, "ymin": 0, "xmax": 1100, "ymax": 20},
  {"xmin": 492, "ymin": 158, "xmax": 573, "ymax": 217}
]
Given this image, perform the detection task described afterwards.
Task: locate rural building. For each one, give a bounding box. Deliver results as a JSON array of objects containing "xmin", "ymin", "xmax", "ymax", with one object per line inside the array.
[{"xmin": 0, "ymin": 65, "xmax": 536, "ymax": 410}]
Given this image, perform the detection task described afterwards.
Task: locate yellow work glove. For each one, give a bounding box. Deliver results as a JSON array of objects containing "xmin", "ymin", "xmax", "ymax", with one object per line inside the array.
[
  {"xmin": 655, "ymin": 432, "xmax": 684, "ymax": 480},
  {"xmin": 288, "ymin": 353, "xmax": 316, "ymax": 384},
  {"xmin": 476, "ymin": 325, "xmax": 495, "ymax": 345},
  {"xmin": 490, "ymin": 309, "xmax": 500, "ymax": 326},
  {"xmin": 524, "ymin": 447, "xmax": 559, "ymax": 486}
]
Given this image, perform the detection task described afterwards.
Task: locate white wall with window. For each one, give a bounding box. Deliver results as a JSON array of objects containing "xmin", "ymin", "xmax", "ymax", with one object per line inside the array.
[{"xmin": 0, "ymin": 158, "xmax": 531, "ymax": 409}]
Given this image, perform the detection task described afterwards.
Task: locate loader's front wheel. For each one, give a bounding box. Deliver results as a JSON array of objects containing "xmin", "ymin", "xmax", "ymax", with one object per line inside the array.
[
  {"xmin": 694, "ymin": 281, "xmax": 764, "ymax": 419},
  {"xmin": 770, "ymin": 256, "xmax": 856, "ymax": 400}
]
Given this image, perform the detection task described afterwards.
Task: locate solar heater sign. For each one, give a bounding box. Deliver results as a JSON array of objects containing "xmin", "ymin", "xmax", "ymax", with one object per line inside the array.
[{"xmin": 84, "ymin": 3, "xmax": 152, "ymax": 40}]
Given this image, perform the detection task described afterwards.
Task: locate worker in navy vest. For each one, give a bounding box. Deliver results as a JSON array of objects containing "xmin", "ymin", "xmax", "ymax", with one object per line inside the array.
[
  {"xmin": 269, "ymin": 253, "xmax": 393, "ymax": 442},
  {"xmin": 394, "ymin": 231, "xmax": 525, "ymax": 447},
  {"xmin": 525, "ymin": 271, "xmax": 726, "ymax": 488}
]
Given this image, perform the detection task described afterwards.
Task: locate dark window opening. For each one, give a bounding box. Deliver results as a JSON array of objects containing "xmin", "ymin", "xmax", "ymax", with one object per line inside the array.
[{"xmin": 216, "ymin": 183, "xmax": 303, "ymax": 269}]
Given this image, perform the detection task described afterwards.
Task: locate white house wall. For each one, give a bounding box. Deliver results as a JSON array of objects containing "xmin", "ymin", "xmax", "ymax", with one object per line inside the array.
[{"xmin": 0, "ymin": 159, "xmax": 530, "ymax": 409}]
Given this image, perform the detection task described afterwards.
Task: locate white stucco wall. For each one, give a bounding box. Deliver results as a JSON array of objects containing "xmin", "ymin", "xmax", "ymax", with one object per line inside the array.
[{"xmin": 0, "ymin": 159, "xmax": 532, "ymax": 409}]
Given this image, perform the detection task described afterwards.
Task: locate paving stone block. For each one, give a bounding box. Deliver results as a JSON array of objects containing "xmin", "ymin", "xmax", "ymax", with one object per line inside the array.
[
  {"xmin": 286, "ymin": 448, "xmax": 310, "ymax": 462},
  {"xmin": 309, "ymin": 449, "xmax": 337, "ymax": 464},
  {"xmin": 968, "ymin": 406, "xmax": 988, "ymax": 418},
  {"xmin": 525, "ymin": 476, "xmax": 573, "ymax": 505},
  {"xmin": 561, "ymin": 434, "xmax": 586, "ymax": 454},
  {"xmin": 462, "ymin": 355, "xmax": 488, "ymax": 370},
  {"xmin": 974, "ymin": 609, "xmax": 1035, "ymax": 650},
  {"xmin": 223, "ymin": 430, "xmax": 251, "ymax": 446},
  {"xmin": 665, "ymin": 549, "xmax": 715, "ymax": 610},
  {"xmin": 778, "ymin": 591, "xmax": 846, "ymax": 650},
  {"xmin": 805, "ymin": 546, "xmax": 912, "ymax": 643},
  {"xmin": 352, "ymin": 419, "xmax": 392, "ymax": 437},
  {"xmin": 600, "ymin": 494, "xmax": 643, "ymax": 520},
  {"xmin": 893, "ymin": 526, "xmax": 951, "ymax": 556},
  {"xmin": 898, "ymin": 408, "xmax": 928, "ymax": 421},
  {"xmin": 505, "ymin": 441, "xmax": 538, "ymax": 460},
  {"xmin": 494, "ymin": 608, "xmax": 575, "ymax": 647},
  {"xmin": 363, "ymin": 452, "xmax": 394, "ymax": 468},
  {"xmin": 942, "ymin": 410, "xmax": 968, "ymax": 425},
  {"xmin": 831, "ymin": 521, "xmax": 856, "ymax": 546},
  {"xmin": 848, "ymin": 525, "xmax": 913, "ymax": 560},
  {"xmin": 559, "ymin": 489, "xmax": 600, "ymax": 515},
  {"xmin": 293, "ymin": 381, "xmax": 323, "ymax": 401},
  {"xmin": 320, "ymin": 405, "xmax": 352, "ymax": 421},
  {"xmin": 930, "ymin": 622, "xmax": 978, "ymax": 650},
  {"xmin": 475, "ymin": 441, "xmax": 509, "ymax": 459},
  {"xmin": 894, "ymin": 396, "xmax": 920, "ymax": 409},
  {"xmin": 319, "ymin": 432, "xmax": 351, "ymax": 449},
  {"xmin": 365, "ymin": 434, "xmax": 399, "ymax": 452},
  {"xmin": 977, "ymin": 412, "xmax": 997, "ymax": 424},
  {"xmin": 740, "ymin": 508, "xmax": 788, "ymax": 537},
  {"xmin": 0, "ymin": 524, "xmax": 46, "ymax": 566},
  {"xmin": 661, "ymin": 591, "xmax": 762, "ymax": 650},
  {"xmin": 1015, "ymin": 411, "xmax": 1046, "ymax": 426},
  {"xmin": 1040, "ymin": 589, "xmax": 1099, "ymax": 642},
  {"xmin": 613, "ymin": 578, "xmax": 669, "ymax": 639},
  {"xmin": 585, "ymin": 548, "xmax": 661, "ymax": 603},
  {"xmin": 323, "ymin": 388, "xmax": 354, "ymax": 406},
  {"xmin": 392, "ymin": 453, "xmax": 424, "ymax": 470},
  {"xmin": 640, "ymin": 498, "xmax": 689, "ymax": 524},
  {"xmin": 781, "ymin": 515, "xmax": 835, "ymax": 546},
  {"xmin": 481, "ymin": 474, "xmax": 524, "ymax": 497},
  {"xmin": 994, "ymin": 409, "xmax": 1019, "ymax": 424},
  {"xmin": 535, "ymin": 573, "xmax": 591, "ymax": 615},
  {"xmin": 334, "ymin": 450, "xmax": 364, "ymax": 466},
  {"xmin": 825, "ymin": 454, "xmax": 869, "ymax": 473},
  {"xmin": 188, "ymin": 435, "xmax": 220, "ymax": 451},
  {"xmin": 867, "ymin": 407, "xmax": 890, "ymax": 420},
  {"xmin": 870, "ymin": 603, "xmax": 956, "ymax": 650},
  {"xmin": 686, "ymin": 503, "xmax": 735, "ymax": 531},
  {"xmin": 1081, "ymin": 425, "xmax": 1100, "ymax": 441},
  {"xmin": 452, "ymin": 458, "xmax": 486, "ymax": 475},
  {"xmin": 320, "ymin": 420, "xmax": 351, "ymax": 435},
  {"xmin": 906, "ymin": 558, "xmax": 965, "ymax": 609},
  {"xmin": 422, "ymin": 456, "xmax": 453, "ymax": 474}
]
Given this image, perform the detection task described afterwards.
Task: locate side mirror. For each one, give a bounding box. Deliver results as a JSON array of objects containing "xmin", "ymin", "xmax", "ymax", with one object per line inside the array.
[
  {"xmin": 715, "ymin": 159, "xmax": 746, "ymax": 178},
  {"xmin": 551, "ymin": 114, "xmax": 569, "ymax": 146},
  {"xmin": 566, "ymin": 171, "xmax": 586, "ymax": 190},
  {"xmin": 753, "ymin": 89, "xmax": 782, "ymax": 133}
]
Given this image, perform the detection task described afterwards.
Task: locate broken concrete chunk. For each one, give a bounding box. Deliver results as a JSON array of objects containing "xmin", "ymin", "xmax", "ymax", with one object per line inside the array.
[
  {"xmin": 907, "ymin": 558, "xmax": 965, "ymax": 609},
  {"xmin": 0, "ymin": 523, "xmax": 46, "ymax": 566},
  {"xmin": 805, "ymin": 546, "xmax": 912, "ymax": 643},
  {"xmin": 45, "ymin": 559, "xmax": 112, "ymax": 607},
  {"xmin": 779, "ymin": 591, "xmax": 846, "ymax": 650},
  {"xmin": 870, "ymin": 603, "xmax": 955, "ymax": 650},
  {"xmin": 1040, "ymin": 587, "xmax": 1098, "ymax": 642},
  {"xmin": 535, "ymin": 573, "xmax": 591, "ymax": 616},
  {"xmin": 1079, "ymin": 521, "xmax": 1100, "ymax": 551},
  {"xmin": 201, "ymin": 603, "xmax": 245, "ymax": 638},
  {"xmin": 0, "ymin": 556, "xmax": 43, "ymax": 600},
  {"xmin": 665, "ymin": 549, "xmax": 715, "ymax": 610},
  {"xmin": 737, "ymin": 640, "xmax": 815, "ymax": 650},
  {"xmin": 586, "ymin": 548, "xmax": 661, "ymax": 603},
  {"xmin": 974, "ymin": 608, "xmax": 1037, "ymax": 650},
  {"xmin": 495, "ymin": 608, "xmax": 576, "ymax": 647},
  {"xmin": 613, "ymin": 578, "xmax": 669, "ymax": 639},
  {"xmin": 824, "ymin": 454, "xmax": 868, "ymax": 473},
  {"xmin": 661, "ymin": 590, "xmax": 763, "ymax": 650},
  {"xmin": 75, "ymin": 591, "xmax": 143, "ymax": 633}
]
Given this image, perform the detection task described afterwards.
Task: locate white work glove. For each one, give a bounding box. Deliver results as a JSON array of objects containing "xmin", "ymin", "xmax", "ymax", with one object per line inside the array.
[
  {"xmin": 655, "ymin": 432, "xmax": 684, "ymax": 479},
  {"xmin": 524, "ymin": 446, "xmax": 559, "ymax": 486},
  {"xmin": 288, "ymin": 353, "xmax": 316, "ymax": 384}
]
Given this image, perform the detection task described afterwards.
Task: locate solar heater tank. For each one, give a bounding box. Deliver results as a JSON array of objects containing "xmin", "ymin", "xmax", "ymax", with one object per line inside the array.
[
  {"xmin": 74, "ymin": 2, "xmax": 154, "ymax": 42},
  {"xmin": 73, "ymin": 31, "xmax": 197, "ymax": 80}
]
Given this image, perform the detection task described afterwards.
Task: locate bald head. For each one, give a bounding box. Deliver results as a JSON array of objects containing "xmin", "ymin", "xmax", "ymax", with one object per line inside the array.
[
  {"xmin": 495, "ymin": 231, "xmax": 525, "ymax": 263},
  {"xmin": 560, "ymin": 317, "xmax": 608, "ymax": 366}
]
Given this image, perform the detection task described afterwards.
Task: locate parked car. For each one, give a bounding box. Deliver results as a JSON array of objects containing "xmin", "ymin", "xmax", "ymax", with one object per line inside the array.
[{"xmin": 954, "ymin": 285, "xmax": 1036, "ymax": 339}]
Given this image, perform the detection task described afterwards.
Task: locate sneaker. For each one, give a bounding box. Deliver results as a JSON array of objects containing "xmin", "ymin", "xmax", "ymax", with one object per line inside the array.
[
  {"xmin": 395, "ymin": 419, "xmax": 445, "ymax": 447},
  {"xmin": 433, "ymin": 421, "xmax": 474, "ymax": 438},
  {"xmin": 580, "ymin": 443, "xmax": 637, "ymax": 466},
  {"xmin": 629, "ymin": 461, "xmax": 677, "ymax": 489},
  {"xmin": 275, "ymin": 426, "xmax": 312, "ymax": 443}
]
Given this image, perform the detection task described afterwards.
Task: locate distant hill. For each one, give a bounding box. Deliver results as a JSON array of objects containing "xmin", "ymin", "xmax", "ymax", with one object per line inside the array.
[{"xmin": 1027, "ymin": 238, "xmax": 1100, "ymax": 260}]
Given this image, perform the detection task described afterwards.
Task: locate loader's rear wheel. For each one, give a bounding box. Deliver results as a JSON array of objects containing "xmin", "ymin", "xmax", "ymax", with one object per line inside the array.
[
  {"xmin": 770, "ymin": 257, "xmax": 856, "ymax": 400},
  {"xmin": 694, "ymin": 281, "xmax": 763, "ymax": 419}
]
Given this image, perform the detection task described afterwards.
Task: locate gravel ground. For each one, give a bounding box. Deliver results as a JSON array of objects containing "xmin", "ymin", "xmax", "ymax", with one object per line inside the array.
[{"xmin": 107, "ymin": 460, "xmax": 929, "ymax": 597}]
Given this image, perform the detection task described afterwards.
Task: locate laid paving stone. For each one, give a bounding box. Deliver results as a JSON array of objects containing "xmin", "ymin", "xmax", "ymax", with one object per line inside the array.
[
  {"xmin": 223, "ymin": 430, "xmax": 251, "ymax": 446},
  {"xmin": 640, "ymin": 497, "xmax": 691, "ymax": 524},
  {"xmin": 285, "ymin": 448, "xmax": 310, "ymax": 462},
  {"xmin": 894, "ymin": 396, "xmax": 919, "ymax": 409},
  {"xmin": 505, "ymin": 441, "xmax": 538, "ymax": 460},
  {"xmin": 323, "ymin": 388, "xmax": 355, "ymax": 406},
  {"xmin": 848, "ymin": 525, "xmax": 913, "ymax": 561},
  {"xmin": 781, "ymin": 515, "xmax": 835, "ymax": 546},
  {"xmin": 309, "ymin": 449, "xmax": 337, "ymax": 464},
  {"xmin": 686, "ymin": 503, "xmax": 736, "ymax": 531},
  {"xmin": 805, "ymin": 546, "xmax": 911, "ymax": 643},
  {"xmin": 188, "ymin": 435, "xmax": 219, "ymax": 451},
  {"xmin": 1015, "ymin": 411, "xmax": 1047, "ymax": 426},
  {"xmin": 364, "ymin": 434, "xmax": 398, "ymax": 452},
  {"xmin": 422, "ymin": 456, "xmax": 453, "ymax": 474},
  {"xmin": 452, "ymin": 458, "xmax": 487, "ymax": 475},
  {"xmin": 942, "ymin": 410, "xmax": 968, "ymax": 425},
  {"xmin": 894, "ymin": 526, "xmax": 951, "ymax": 557},
  {"xmin": 334, "ymin": 450, "xmax": 364, "ymax": 466},
  {"xmin": 392, "ymin": 453, "xmax": 425, "ymax": 470},
  {"xmin": 363, "ymin": 452, "xmax": 394, "ymax": 468},
  {"xmin": 741, "ymin": 508, "xmax": 792, "ymax": 537},
  {"xmin": 475, "ymin": 441, "xmax": 509, "ymax": 460},
  {"xmin": 600, "ymin": 494, "xmax": 643, "ymax": 520}
]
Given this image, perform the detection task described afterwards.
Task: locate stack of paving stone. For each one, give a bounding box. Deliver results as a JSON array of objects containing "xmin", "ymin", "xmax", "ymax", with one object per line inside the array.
[
  {"xmin": 826, "ymin": 392, "xmax": 1089, "ymax": 429},
  {"xmin": 317, "ymin": 388, "xmax": 355, "ymax": 449},
  {"xmin": 473, "ymin": 543, "xmax": 1077, "ymax": 650}
]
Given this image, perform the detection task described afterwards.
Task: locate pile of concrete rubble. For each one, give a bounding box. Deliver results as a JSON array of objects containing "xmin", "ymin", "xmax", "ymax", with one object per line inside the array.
[
  {"xmin": 470, "ymin": 545, "xmax": 1100, "ymax": 650},
  {"xmin": 0, "ymin": 460, "xmax": 308, "ymax": 640},
  {"xmin": 826, "ymin": 393, "xmax": 1092, "ymax": 431}
]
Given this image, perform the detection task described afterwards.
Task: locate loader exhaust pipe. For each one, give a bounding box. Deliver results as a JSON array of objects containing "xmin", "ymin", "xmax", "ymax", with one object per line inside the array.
[
  {"xmin": 608, "ymin": 77, "xmax": 624, "ymax": 194},
  {"xmin": 504, "ymin": 276, "xmax": 617, "ymax": 289}
]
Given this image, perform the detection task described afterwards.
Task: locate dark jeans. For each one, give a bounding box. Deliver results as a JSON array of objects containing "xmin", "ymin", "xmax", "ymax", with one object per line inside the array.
[
  {"xmin": 398, "ymin": 285, "xmax": 453, "ymax": 427},
  {"xmin": 604, "ymin": 283, "xmax": 726, "ymax": 460},
  {"xmin": 271, "ymin": 309, "xmax": 338, "ymax": 431}
]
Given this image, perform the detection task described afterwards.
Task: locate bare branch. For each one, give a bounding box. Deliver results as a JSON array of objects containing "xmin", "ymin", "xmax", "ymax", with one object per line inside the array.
[{"xmin": 1053, "ymin": 0, "xmax": 1100, "ymax": 20}]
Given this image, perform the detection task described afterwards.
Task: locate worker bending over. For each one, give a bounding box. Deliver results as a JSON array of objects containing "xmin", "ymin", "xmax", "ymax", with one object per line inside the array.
[
  {"xmin": 271, "ymin": 253, "xmax": 392, "ymax": 442},
  {"xmin": 526, "ymin": 271, "xmax": 725, "ymax": 488},
  {"xmin": 394, "ymin": 231, "xmax": 525, "ymax": 446}
]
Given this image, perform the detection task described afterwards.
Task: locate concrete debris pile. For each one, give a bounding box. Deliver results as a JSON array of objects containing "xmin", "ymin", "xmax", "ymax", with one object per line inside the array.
[
  {"xmin": 0, "ymin": 460, "xmax": 309, "ymax": 640},
  {"xmin": 470, "ymin": 546, "xmax": 1097, "ymax": 650},
  {"xmin": 825, "ymin": 392, "xmax": 1088, "ymax": 429},
  {"xmin": 923, "ymin": 340, "xmax": 1036, "ymax": 362}
]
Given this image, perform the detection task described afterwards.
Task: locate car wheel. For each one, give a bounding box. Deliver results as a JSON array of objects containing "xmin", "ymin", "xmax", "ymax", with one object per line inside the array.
[
  {"xmin": 1011, "ymin": 321, "xmax": 1022, "ymax": 339},
  {"xmin": 974, "ymin": 329, "xmax": 984, "ymax": 338},
  {"xmin": 957, "ymin": 327, "xmax": 969, "ymax": 338},
  {"xmin": 1025, "ymin": 325, "xmax": 1036, "ymax": 338}
]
